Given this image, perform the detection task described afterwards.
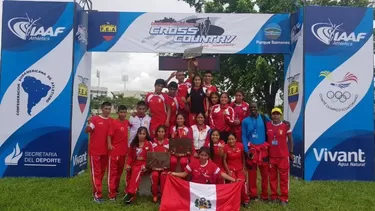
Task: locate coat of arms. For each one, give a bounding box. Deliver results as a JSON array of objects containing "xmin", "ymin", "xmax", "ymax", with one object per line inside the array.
[
  {"xmin": 195, "ymin": 197, "xmax": 212, "ymax": 210},
  {"xmin": 78, "ymin": 76, "xmax": 89, "ymax": 113},
  {"xmin": 287, "ymin": 73, "xmax": 300, "ymax": 112}
]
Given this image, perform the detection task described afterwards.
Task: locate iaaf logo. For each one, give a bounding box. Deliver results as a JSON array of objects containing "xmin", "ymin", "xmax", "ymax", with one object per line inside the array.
[
  {"xmin": 313, "ymin": 148, "xmax": 366, "ymax": 167},
  {"xmin": 8, "ymin": 13, "xmax": 66, "ymax": 41},
  {"xmin": 311, "ymin": 19, "xmax": 366, "ymax": 46}
]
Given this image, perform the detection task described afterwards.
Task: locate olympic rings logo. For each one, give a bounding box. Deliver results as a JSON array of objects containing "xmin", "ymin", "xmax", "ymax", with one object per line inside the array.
[{"xmin": 326, "ymin": 91, "xmax": 351, "ymax": 103}]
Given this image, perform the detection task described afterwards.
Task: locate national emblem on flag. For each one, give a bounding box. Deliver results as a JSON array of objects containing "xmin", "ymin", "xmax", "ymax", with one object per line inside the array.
[
  {"xmin": 77, "ymin": 76, "xmax": 89, "ymax": 113},
  {"xmin": 100, "ymin": 22, "xmax": 117, "ymax": 41},
  {"xmin": 287, "ymin": 73, "xmax": 300, "ymax": 112}
]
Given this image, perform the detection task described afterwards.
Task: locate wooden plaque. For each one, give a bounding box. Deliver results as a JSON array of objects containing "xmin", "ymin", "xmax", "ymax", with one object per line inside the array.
[
  {"xmin": 169, "ymin": 138, "xmax": 193, "ymax": 155},
  {"xmin": 146, "ymin": 152, "xmax": 170, "ymax": 170}
]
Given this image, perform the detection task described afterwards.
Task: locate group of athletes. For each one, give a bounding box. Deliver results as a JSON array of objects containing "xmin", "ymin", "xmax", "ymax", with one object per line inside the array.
[{"xmin": 86, "ymin": 69, "xmax": 294, "ymax": 208}]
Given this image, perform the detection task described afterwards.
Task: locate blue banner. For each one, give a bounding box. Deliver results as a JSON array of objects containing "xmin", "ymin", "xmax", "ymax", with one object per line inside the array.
[
  {"xmin": 303, "ymin": 6, "xmax": 374, "ymax": 181},
  {"xmin": 70, "ymin": 2, "xmax": 90, "ymax": 176},
  {"xmin": 0, "ymin": 0, "xmax": 74, "ymax": 177},
  {"xmin": 284, "ymin": 8, "xmax": 304, "ymax": 178}
]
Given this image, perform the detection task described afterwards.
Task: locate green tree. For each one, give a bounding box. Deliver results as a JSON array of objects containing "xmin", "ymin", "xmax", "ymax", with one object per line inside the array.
[
  {"xmin": 180, "ymin": 0, "xmax": 371, "ymax": 113},
  {"xmin": 90, "ymin": 95, "xmax": 112, "ymax": 110},
  {"xmin": 111, "ymin": 92, "xmax": 140, "ymax": 110}
]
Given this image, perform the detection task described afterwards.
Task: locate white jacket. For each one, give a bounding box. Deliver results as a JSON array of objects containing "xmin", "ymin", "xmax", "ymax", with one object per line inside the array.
[{"xmin": 190, "ymin": 124, "xmax": 211, "ymax": 150}]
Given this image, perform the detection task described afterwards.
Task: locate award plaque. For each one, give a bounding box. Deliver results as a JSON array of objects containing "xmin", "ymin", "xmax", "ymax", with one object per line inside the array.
[
  {"xmin": 169, "ymin": 138, "xmax": 193, "ymax": 155},
  {"xmin": 146, "ymin": 152, "xmax": 170, "ymax": 170},
  {"xmin": 182, "ymin": 46, "xmax": 203, "ymax": 60}
]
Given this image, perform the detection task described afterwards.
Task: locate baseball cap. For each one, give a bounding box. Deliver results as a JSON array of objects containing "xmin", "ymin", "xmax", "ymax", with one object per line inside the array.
[
  {"xmin": 154, "ymin": 79, "xmax": 165, "ymax": 86},
  {"xmin": 271, "ymin": 107, "xmax": 283, "ymax": 115},
  {"xmin": 168, "ymin": 81, "xmax": 178, "ymax": 89}
]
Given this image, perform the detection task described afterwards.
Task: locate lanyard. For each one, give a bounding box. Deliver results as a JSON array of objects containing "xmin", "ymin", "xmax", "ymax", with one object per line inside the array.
[
  {"xmin": 198, "ymin": 126, "xmax": 206, "ymax": 140},
  {"xmin": 251, "ymin": 117, "xmax": 257, "ymax": 133}
]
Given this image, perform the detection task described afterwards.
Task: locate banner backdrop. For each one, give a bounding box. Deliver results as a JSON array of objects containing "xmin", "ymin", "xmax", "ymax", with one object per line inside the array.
[
  {"xmin": 304, "ymin": 6, "xmax": 374, "ymax": 181},
  {"xmin": 87, "ymin": 11, "xmax": 291, "ymax": 54},
  {"xmin": 70, "ymin": 3, "xmax": 90, "ymax": 176},
  {"xmin": 284, "ymin": 8, "xmax": 304, "ymax": 178},
  {"xmin": 0, "ymin": 1, "xmax": 74, "ymax": 177}
]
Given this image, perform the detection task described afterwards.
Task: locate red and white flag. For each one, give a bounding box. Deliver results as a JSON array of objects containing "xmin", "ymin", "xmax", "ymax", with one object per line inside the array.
[{"xmin": 160, "ymin": 175, "xmax": 242, "ymax": 211}]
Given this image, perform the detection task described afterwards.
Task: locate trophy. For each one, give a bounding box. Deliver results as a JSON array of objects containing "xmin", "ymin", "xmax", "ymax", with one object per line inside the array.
[
  {"xmin": 146, "ymin": 152, "xmax": 170, "ymax": 171},
  {"xmin": 169, "ymin": 138, "xmax": 193, "ymax": 172}
]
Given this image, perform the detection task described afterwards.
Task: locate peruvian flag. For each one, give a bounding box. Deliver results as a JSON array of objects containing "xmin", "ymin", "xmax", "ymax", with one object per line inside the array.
[{"xmin": 160, "ymin": 175, "xmax": 242, "ymax": 211}]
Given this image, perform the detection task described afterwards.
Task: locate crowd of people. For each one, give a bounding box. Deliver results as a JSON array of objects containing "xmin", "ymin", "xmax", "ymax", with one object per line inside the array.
[{"xmin": 86, "ymin": 69, "xmax": 294, "ymax": 209}]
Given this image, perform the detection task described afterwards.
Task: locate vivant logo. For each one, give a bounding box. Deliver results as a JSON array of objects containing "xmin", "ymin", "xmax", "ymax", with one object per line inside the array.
[
  {"xmin": 311, "ymin": 19, "xmax": 366, "ymax": 46},
  {"xmin": 8, "ymin": 13, "xmax": 66, "ymax": 41},
  {"xmin": 73, "ymin": 151, "xmax": 87, "ymax": 167},
  {"xmin": 313, "ymin": 148, "xmax": 366, "ymax": 167},
  {"xmin": 5, "ymin": 143, "xmax": 23, "ymax": 166}
]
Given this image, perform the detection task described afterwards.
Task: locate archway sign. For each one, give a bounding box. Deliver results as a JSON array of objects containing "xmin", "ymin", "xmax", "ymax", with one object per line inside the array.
[{"xmin": 0, "ymin": 0, "xmax": 373, "ymax": 181}]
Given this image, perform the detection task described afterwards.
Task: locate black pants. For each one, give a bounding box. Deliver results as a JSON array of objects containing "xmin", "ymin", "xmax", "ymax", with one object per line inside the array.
[{"xmin": 219, "ymin": 131, "xmax": 230, "ymax": 144}]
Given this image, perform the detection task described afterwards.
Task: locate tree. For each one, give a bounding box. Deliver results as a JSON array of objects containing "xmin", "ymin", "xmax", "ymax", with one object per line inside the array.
[
  {"xmin": 111, "ymin": 92, "xmax": 140, "ymax": 110},
  {"xmin": 90, "ymin": 95, "xmax": 112, "ymax": 110},
  {"xmin": 180, "ymin": 0, "xmax": 371, "ymax": 113}
]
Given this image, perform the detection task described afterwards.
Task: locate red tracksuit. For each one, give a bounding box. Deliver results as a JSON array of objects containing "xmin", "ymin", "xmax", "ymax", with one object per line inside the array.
[
  {"xmin": 145, "ymin": 92, "xmax": 168, "ymax": 138},
  {"xmin": 167, "ymin": 95, "xmax": 184, "ymax": 127},
  {"xmin": 87, "ymin": 115, "xmax": 111, "ymax": 199},
  {"xmin": 204, "ymin": 84, "xmax": 218, "ymax": 96},
  {"xmin": 107, "ymin": 119, "xmax": 129, "ymax": 199},
  {"xmin": 177, "ymin": 82, "xmax": 189, "ymax": 99},
  {"xmin": 224, "ymin": 143, "xmax": 249, "ymax": 203},
  {"xmin": 209, "ymin": 104, "xmax": 235, "ymax": 142},
  {"xmin": 266, "ymin": 122, "xmax": 291, "ymax": 203},
  {"xmin": 169, "ymin": 126, "xmax": 194, "ymax": 172},
  {"xmin": 204, "ymin": 140, "xmax": 225, "ymax": 184},
  {"xmin": 246, "ymin": 142, "xmax": 270, "ymax": 200},
  {"xmin": 126, "ymin": 141, "xmax": 153, "ymax": 195},
  {"xmin": 150, "ymin": 138, "xmax": 169, "ymax": 197},
  {"xmin": 230, "ymin": 102, "xmax": 249, "ymax": 142},
  {"xmin": 184, "ymin": 159, "xmax": 222, "ymax": 184}
]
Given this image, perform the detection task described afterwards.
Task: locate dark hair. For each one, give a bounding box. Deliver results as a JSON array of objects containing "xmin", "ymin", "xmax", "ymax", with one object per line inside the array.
[
  {"xmin": 155, "ymin": 78, "xmax": 166, "ymax": 86},
  {"xmin": 156, "ymin": 125, "xmax": 166, "ymax": 138},
  {"xmin": 209, "ymin": 92, "xmax": 220, "ymax": 105},
  {"xmin": 220, "ymin": 92, "xmax": 231, "ymax": 104},
  {"xmin": 204, "ymin": 71, "xmax": 213, "ymax": 76},
  {"xmin": 137, "ymin": 101, "xmax": 146, "ymax": 107},
  {"xmin": 101, "ymin": 101, "xmax": 112, "ymax": 108},
  {"xmin": 118, "ymin": 105, "xmax": 127, "ymax": 112},
  {"xmin": 235, "ymin": 90, "xmax": 245, "ymax": 97},
  {"xmin": 208, "ymin": 129, "xmax": 221, "ymax": 159},
  {"xmin": 199, "ymin": 147, "xmax": 211, "ymax": 157},
  {"xmin": 175, "ymin": 113, "xmax": 186, "ymax": 137},
  {"xmin": 227, "ymin": 133, "xmax": 236, "ymax": 140},
  {"xmin": 196, "ymin": 112, "xmax": 205, "ymax": 120},
  {"xmin": 192, "ymin": 74, "xmax": 203, "ymax": 88},
  {"xmin": 131, "ymin": 127, "xmax": 151, "ymax": 148}
]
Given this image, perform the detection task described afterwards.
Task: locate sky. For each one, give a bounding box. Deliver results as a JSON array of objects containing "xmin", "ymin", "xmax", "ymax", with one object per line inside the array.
[{"xmin": 0, "ymin": 1, "xmax": 374, "ymax": 93}]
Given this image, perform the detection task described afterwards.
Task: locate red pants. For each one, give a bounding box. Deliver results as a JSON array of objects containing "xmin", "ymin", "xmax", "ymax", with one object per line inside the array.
[
  {"xmin": 269, "ymin": 157, "xmax": 290, "ymax": 202},
  {"xmin": 126, "ymin": 164, "xmax": 145, "ymax": 194},
  {"xmin": 90, "ymin": 155, "xmax": 108, "ymax": 199},
  {"xmin": 107, "ymin": 155, "xmax": 126, "ymax": 198},
  {"xmin": 170, "ymin": 155, "xmax": 189, "ymax": 172},
  {"xmin": 150, "ymin": 170, "xmax": 168, "ymax": 197},
  {"xmin": 229, "ymin": 170, "xmax": 249, "ymax": 203},
  {"xmin": 247, "ymin": 163, "xmax": 269, "ymax": 200}
]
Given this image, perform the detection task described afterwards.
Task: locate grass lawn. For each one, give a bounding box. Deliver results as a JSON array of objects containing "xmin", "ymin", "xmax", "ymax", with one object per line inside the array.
[{"xmin": 1, "ymin": 171, "xmax": 375, "ymax": 211}]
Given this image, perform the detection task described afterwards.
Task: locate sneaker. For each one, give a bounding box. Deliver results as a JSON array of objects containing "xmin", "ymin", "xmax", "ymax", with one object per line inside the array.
[
  {"xmin": 242, "ymin": 203, "xmax": 250, "ymax": 208},
  {"xmin": 152, "ymin": 196, "xmax": 158, "ymax": 203},
  {"xmin": 109, "ymin": 198, "xmax": 116, "ymax": 202},
  {"xmin": 93, "ymin": 197, "xmax": 104, "ymax": 204},
  {"xmin": 123, "ymin": 193, "xmax": 134, "ymax": 204},
  {"xmin": 281, "ymin": 201, "xmax": 288, "ymax": 206}
]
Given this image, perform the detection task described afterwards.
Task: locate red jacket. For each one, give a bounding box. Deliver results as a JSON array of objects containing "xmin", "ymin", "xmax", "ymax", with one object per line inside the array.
[
  {"xmin": 169, "ymin": 126, "xmax": 195, "ymax": 156},
  {"xmin": 127, "ymin": 141, "xmax": 153, "ymax": 166},
  {"xmin": 247, "ymin": 142, "xmax": 269, "ymax": 166},
  {"xmin": 230, "ymin": 102, "xmax": 249, "ymax": 139},
  {"xmin": 209, "ymin": 104, "xmax": 235, "ymax": 132}
]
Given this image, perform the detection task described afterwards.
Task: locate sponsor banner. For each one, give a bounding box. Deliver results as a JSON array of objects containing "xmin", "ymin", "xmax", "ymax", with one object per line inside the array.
[
  {"xmin": 87, "ymin": 12, "xmax": 291, "ymax": 54},
  {"xmin": 304, "ymin": 6, "xmax": 374, "ymax": 181},
  {"xmin": 70, "ymin": 3, "xmax": 90, "ymax": 176},
  {"xmin": 283, "ymin": 8, "xmax": 304, "ymax": 178},
  {"xmin": 0, "ymin": 1, "xmax": 74, "ymax": 177}
]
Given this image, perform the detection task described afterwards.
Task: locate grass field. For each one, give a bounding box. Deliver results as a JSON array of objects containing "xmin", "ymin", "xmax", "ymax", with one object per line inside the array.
[{"xmin": 1, "ymin": 171, "xmax": 375, "ymax": 211}]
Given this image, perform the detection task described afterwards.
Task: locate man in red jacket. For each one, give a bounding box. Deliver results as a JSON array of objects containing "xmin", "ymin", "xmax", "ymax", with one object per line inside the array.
[
  {"xmin": 107, "ymin": 105, "xmax": 129, "ymax": 201},
  {"xmin": 266, "ymin": 108, "xmax": 294, "ymax": 206},
  {"xmin": 85, "ymin": 101, "xmax": 112, "ymax": 203}
]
